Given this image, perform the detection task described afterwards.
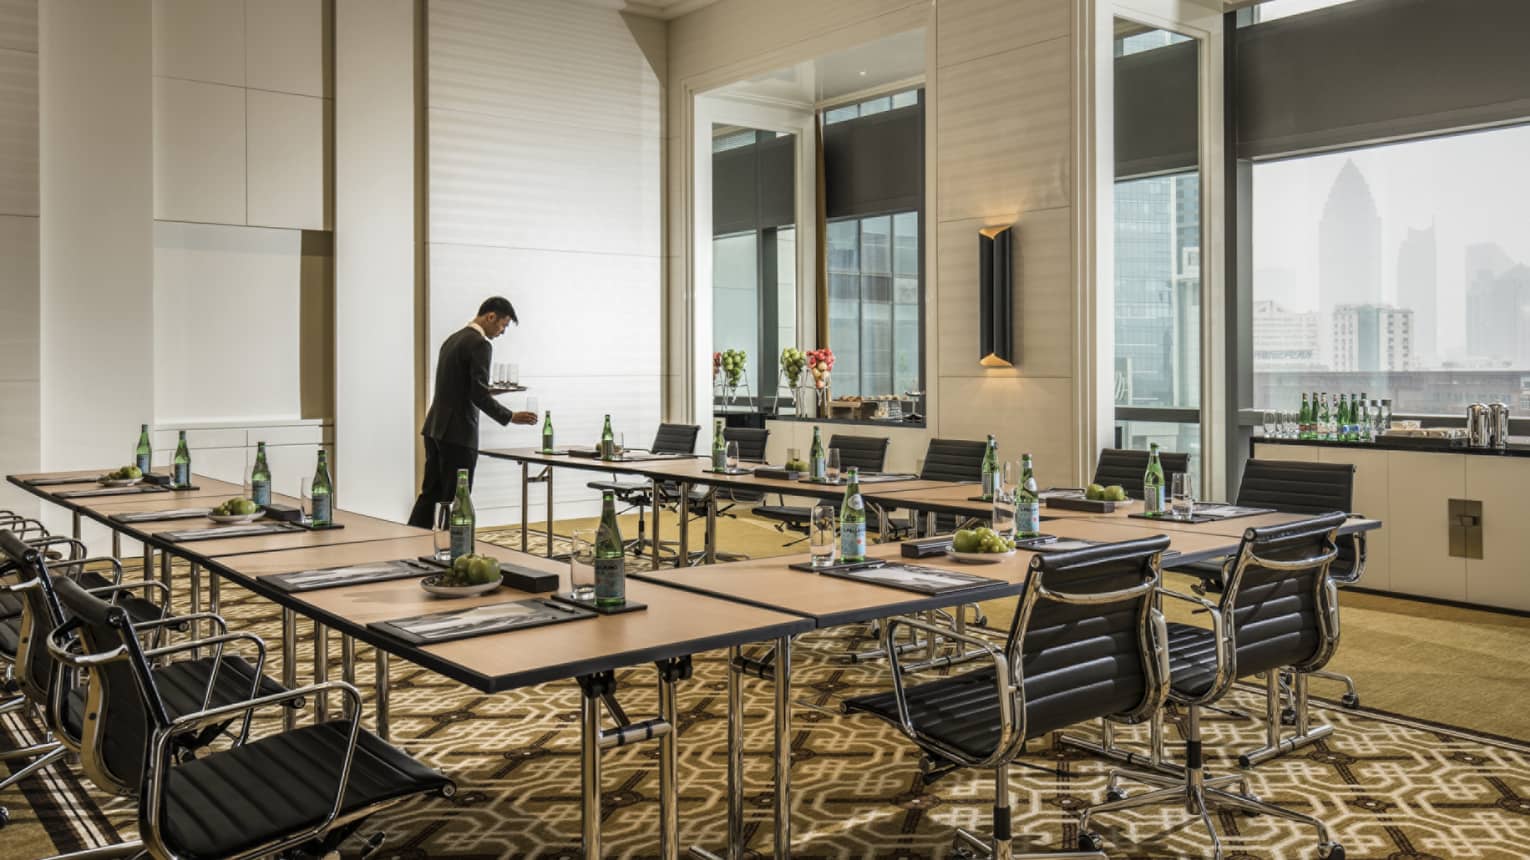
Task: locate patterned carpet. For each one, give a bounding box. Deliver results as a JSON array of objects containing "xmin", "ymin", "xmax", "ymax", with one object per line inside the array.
[{"xmin": 4, "ymin": 528, "xmax": 1530, "ymax": 859}]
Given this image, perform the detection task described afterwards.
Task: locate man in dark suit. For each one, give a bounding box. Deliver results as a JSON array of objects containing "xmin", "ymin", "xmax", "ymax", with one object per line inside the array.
[{"xmin": 408, "ymin": 296, "xmax": 536, "ymax": 528}]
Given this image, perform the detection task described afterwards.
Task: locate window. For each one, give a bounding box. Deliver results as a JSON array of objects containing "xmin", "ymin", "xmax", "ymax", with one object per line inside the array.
[
  {"xmin": 1253, "ymin": 0, "xmax": 1357, "ymax": 23},
  {"xmin": 1252, "ymin": 124, "xmax": 1530, "ymax": 414},
  {"xmin": 827, "ymin": 211, "xmax": 921, "ymax": 397},
  {"xmin": 822, "ymin": 89, "xmax": 921, "ymax": 125},
  {"xmin": 1115, "ymin": 420, "xmax": 1202, "ymax": 490},
  {"xmin": 1114, "ymin": 171, "xmax": 1202, "ymax": 409}
]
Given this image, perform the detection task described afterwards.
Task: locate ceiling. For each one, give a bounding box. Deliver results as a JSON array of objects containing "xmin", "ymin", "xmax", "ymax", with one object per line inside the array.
[
  {"xmin": 613, "ymin": 0, "xmax": 1255, "ymax": 23},
  {"xmin": 709, "ymin": 29, "xmax": 926, "ymax": 107}
]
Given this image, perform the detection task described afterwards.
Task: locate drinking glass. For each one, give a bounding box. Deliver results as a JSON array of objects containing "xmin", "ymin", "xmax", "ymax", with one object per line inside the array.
[
  {"xmin": 298, "ymin": 477, "xmax": 313, "ymax": 522},
  {"xmin": 508, "ymin": 364, "xmax": 520, "ymax": 386},
  {"xmin": 1262, "ymin": 411, "xmax": 1277, "ymax": 437},
  {"xmin": 432, "ymin": 502, "xmax": 452, "ymax": 561},
  {"xmin": 826, "ymin": 449, "xmax": 841, "ymax": 482},
  {"xmin": 726, "ymin": 441, "xmax": 740, "ymax": 471},
  {"xmin": 240, "ymin": 446, "xmax": 253, "ymax": 498},
  {"xmin": 989, "ymin": 461, "xmax": 1020, "ymax": 539},
  {"xmin": 614, "ymin": 432, "xmax": 625, "ymax": 458},
  {"xmin": 809, "ymin": 504, "xmax": 837, "ymax": 568},
  {"xmin": 569, "ymin": 528, "xmax": 597, "ymax": 599},
  {"xmin": 1284, "ymin": 411, "xmax": 1298, "ymax": 438},
  {"xmin": 786, "ymin": 447, "xmax": 800, "ymax": 467},
  {"xmin": 1170, "ymin": 473, "xmax": 1195, "ymax": 521},
  {"xmin": 526, "ymin": 396, "xmax": 538, "ymax": 415}
]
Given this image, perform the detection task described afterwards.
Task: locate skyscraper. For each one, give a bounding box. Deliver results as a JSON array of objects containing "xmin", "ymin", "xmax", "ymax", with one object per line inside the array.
[
  {"xmin": 1332, "ymin": 304, "xmax": 1413, "ymax": 372},
  {"xmin": 1253, "ymin": 300, "xmax": 1321, "ymax": 370},
  {"xmin": 1318, "ymin": 160, "xmax": 1382, "ymax": 326},
  {"xmin": 1114, "ymin": 172, "xmax": 1200, "ymax": 407},
  {"xmin": 1466, "ymin": 250, "xmax": 1530, "ymax": 366},
  {"xmin": 1396, "ymin": 223, "xmax": 1436, "ymax": 364}
]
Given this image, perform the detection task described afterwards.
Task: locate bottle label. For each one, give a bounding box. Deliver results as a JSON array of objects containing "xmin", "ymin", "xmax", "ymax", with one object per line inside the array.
[
  {"xmin": 713, "ymin": 449, "xmax": 728, "ymax": 470},
  {"xmin": 174, "ymin": 462, "xmax": 189, "ymax": 487},
  {"xmin": 595, "ymin": 556, "xmax": 625, "ymax": 602},
  {"xmin": 811, "ymin": 456, "xmax": 826, "ymax": 481},
  {"xmin": 542, "ymin": 430, "xmax": 554, "ymax": 453},
  {"xmin": 136, "ymin": 453, "xmax": 151, "ymax": 473},
  {"xmin": 601, "ymin": 440, "xmax": 614, "ymax": 460},
  {"xmin": 1017, "ymin": 502, "xmax": 1040, "ymax": 536},
  {"xmin": 450, "ymin": 523, "xmax": 473, "ymax": 559},
  {"xmin": 311, "ymin": 493, "xmax": 331, "ymax": 524},
  {"xmin": 839, "ymin": 521, "xmax": 866, "ymax": 560},
  {"xmin": 1144, "ymin": 486, "xmax": 1164, "ymax": 515},
  {"xmin": 252, "ymin": 480, "xmax": 271, "ymax": 507}
]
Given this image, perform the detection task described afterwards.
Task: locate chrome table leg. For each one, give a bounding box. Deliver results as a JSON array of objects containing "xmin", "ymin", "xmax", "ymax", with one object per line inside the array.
[
  {"xmin": 774, "ymin": 636, "xmax": 792, "ymax": 860},
  {"xmin": 160, "ymin": 550, "xmax": 173, "ymax": 608},
  {"xmin": 676, "ymin": 482, "xmax": 691, "ymax": 568},
  {"xmin": 111, "ymin": 530, "xmax": 120, "ymax": 559},
  {"xmin": 71, "ymin": 510, "xmax": 80, "ymax": 541},
  {"xmin": 313, "ymin": 622, "xmax": 329, "ymax": 722},
  {"xmin": 188, "ymin": 563, "xmax": 202, "ymax": 658},
  {"xmin": 580, "ymin": 678, "xmax": 604, "ymax": 858},
  {"xmin": 142, "ymin": 544, "xmax": 153, "ymax": 582},
  {"xmin": 341, "ymin": 635, "xmax": 357, "ymax": 719},
  {"xmin": 546, "ymin": 466, "xmax": 555, "ymax": 558},
  {"xmin": 658, "ymin": 662, "xmax": 681, "ymax": 860},
  {"xmin": 375, "ymin": 649, "xmax": 391, "ymax": 740},
  {"xmin": 705, "ymin": 491, "xmax": 718, "ymax": 564},
  {"xmin": 282, "ymin": 608, "xmax": 297, "ymax": 731},
  {"xmin": 520, "ymin": 461, "xmax": 530, "ymax": 553}
]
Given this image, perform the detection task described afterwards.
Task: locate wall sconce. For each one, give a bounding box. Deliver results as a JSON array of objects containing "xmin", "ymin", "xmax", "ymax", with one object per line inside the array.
[{"xmin": 978, "ymin": 224, "xmax": 1013, "ymax": 367}]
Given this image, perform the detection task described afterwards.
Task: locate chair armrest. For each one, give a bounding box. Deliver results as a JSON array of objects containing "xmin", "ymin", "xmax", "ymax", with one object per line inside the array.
[
  {"xmin": 84, "ymin": 578, "xmax": 171, "ymax": 614},
  {"xmin": 52, "ymin": 555, "xmax": 125, "ymax": 585},
  {"xmin": 881, "ymin": 615, "xmax": 1019, "ymax": 768},
  {"xmin": 144, "ymin": 631, "xmax": 268, "ymax": 711},
  {"xmin": 129, "ymin": 608, "xmax": 224, "ymax": 635},
  {"xmin": 143, "ymin": 681, "xmax": 365, "ymax": 854},
  {"xmin": 23, "ymin": 535, "xmax": 88, "ymax": 561},
  {"xmin": 1157, "ymin": 587, "xmax": 1231, "ymax": 704}
]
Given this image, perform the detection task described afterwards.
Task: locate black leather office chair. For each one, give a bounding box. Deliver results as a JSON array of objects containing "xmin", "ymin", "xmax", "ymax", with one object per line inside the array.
[
  {"xmin": 1078, "ymin": 512, "xmax": 1350, "ymax": 860},
  {"xmin": 843, "ymin": 536, "xmax": 1173, "ymax": 859},
  {"xmin": 877, "ymin": 438, "xmax": 989, "ymax": 539},
  {"xmin": 586, "ymin": 423, "xmax": 700, "ymax": 559},
  {"xmin": 1091, "ymin": 448, "xmax": 1192, "ymax": 500},
  {"xmin": 752, "ymin": 434, "xmax": 889, "ymax": 541},
  {"xmin": 714, "ymin": 425, "xmax": 770, "ymax": 512},
  {"xmin": 49, "ymin": 575, "xmax": 454, "ymax": 860}
]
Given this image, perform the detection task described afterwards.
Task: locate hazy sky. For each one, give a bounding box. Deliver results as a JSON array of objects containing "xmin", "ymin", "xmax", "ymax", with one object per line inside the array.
[{"xmin": 1251, "ymin": 124, "xmax": 1530, "ymax": 359}]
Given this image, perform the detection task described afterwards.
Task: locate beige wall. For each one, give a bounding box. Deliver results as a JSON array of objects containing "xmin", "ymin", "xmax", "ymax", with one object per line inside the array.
[
  {"xmin": 0, "ymin": 0, "xmax": 37, "ymax": 513},
  {"xmin": 666, "ymin": 0, "xmax": 1085, "ymax": 485}
]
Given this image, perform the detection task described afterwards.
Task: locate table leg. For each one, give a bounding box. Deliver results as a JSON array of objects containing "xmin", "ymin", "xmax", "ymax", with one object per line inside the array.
[
  {"xmin": 521, "ymin": 461, "xmax": 530, "ymax": 553},
  {"xmin": 142, "ymin": 544, "xmax": 153, "ymax": 582},
  {"xmin": 208, "ymin": 572, "xmax": 220, "ymax": 619},
  {"xmin": 282, "ymin": 608, "xmax": 297, "ymax": 731},
  {"xmin": 546, "ymin": 467, "xmax": 555, "ymax": 558},
  {"xmin": 188, "ymin": 563, "xmax": 201, "ymax": 658},
  {"xmin": 341, "ymin": 636, "xmax": 356, "ymax": 719},
  {"xmin": 651, "ymin": 479, "xmax": 662, "ymax": 560},
  {"xmin": 676, "ymin": 482, "xmax": 691, "ymax": 568},
  {"xmin": 876, "ymin": 506, "xmax": 889, "ymax": 544},
  {"xmin": 705, "ymin": 491, "xmax": 717, "ymax": 565},
  {"xmin": 111, "ymin": 530, "xmax": 120, "ymax": 559},
  {"xmin": 160, "ymin": 550, "xmax": 173, "ymax": 608},
  {"xmin": 581, "ymin": 683, "xmax": 603, "ymax": 857},
  {"xmin": 375, "ymin": 649, "xmax": 391, "ymax": 740},
  {"xmin": 658, "ymin": 665, "xmax": 679, "ymax": 860},
  {"xmin": 71, "ymin": 511, "xmax": 80, "ymax": 541},
  {"xmin": 728, "ymin": 645, "xmax": 744, "ymax": 859},
  {"xmin": 774, "ymin": 636, "xmax": 792, "ymax": 860},
  {"xmin": 313, "ymin": 622, "xmax": 329, "ymax": 722}
]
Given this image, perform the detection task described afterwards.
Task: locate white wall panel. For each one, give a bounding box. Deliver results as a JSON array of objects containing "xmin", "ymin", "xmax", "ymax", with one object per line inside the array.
[
  {"xmin": 39, "ymin": 0, "xmax": 155, "ymax": 473},
  {"xmin": 246, "ymin": 0, "xmax": 332, "ymax": 98},
  {"xmin": 0, "ymin": 214, "xmax": 37, "ymax": 379},
  {"xmin": 247, "ymin": 89, "xmax": 330, "ymax": 230},
  {"xmin": 152, "ymin": 222, "xmax": 306, "ymax": 424},
  {"xmin": 336, "ymin": 0, "xmax": 416, "ymax": 522},
  {"xmin": 153, "ymin": 76, "xmax": 245, "ymax": 224},
  {"xmin": 428, "ymin": 107, "xmax": 661, "ymax": 255},
  {"xmin": 0, "ymin": 47, "xmax": 37, "ymax": 216},
  {"xmin": 152, "ymin": 0, "xmax": 244, "ymax": 87}
]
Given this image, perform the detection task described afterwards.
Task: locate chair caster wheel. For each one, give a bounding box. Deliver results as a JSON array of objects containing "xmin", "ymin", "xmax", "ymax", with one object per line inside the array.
[
  {"xmin": 1319, "ymin": 842, "xmax": 1344, "ymax": 859},
  {"xmin": 1341, "ymin": 693, "xmax": 1360, "ymax": 709},
  {"xmin": 1078, "ymin": 832, "xmax": 1104, "ymax": 852},
  {"xmin": 1281, "ymin": 707, "xmax": 1298, "ymax": 726},
  {"xmin": 358, "ymin": 832, "xmax": 386, "ymax": 858},
  {"xmin": 0, "ymin": 805, "xmax": 10, "ymax": 828},
  {"xmin": 1105, "ymin": 786, "xmax": 1128, "ymax": 802},
  {"xmin": 1240, "ymin": 795, "xmax": 1262, "ymax": 816}
]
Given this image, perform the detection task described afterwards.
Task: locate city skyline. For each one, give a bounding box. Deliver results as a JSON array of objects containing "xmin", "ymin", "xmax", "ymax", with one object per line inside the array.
[{"xmin": 1253, "ymin": 124, "xmax": 1530, "ymax": 366}]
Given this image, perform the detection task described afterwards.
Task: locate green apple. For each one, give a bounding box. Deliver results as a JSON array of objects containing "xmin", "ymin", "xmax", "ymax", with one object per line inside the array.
[
  {"xmin": 953, "ymin": 529, "xmax": 980, "ymax": 553},
  {"xmin": 1085, "ymin": 483, "xmax": 1106, "ymax": 501},
  {"xmin": 467, "ymin": 556, "xmax": 500, "ymax": 585},
  {"xmin": 1104, "ymin": 485, "xmax": 1128, "ymax": 502}
]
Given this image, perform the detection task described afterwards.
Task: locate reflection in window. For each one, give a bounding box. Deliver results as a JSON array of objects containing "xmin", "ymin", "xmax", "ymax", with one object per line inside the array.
[
  {"xmin": 1252, "ymin": 125, "xmax": 1530, "ymax": 413},
  {"xmin": 827, "ymin": 212, "xmax": 920, "ymax": 397},
  {"xmin": 713, "ymin": 232, "xmax": 760, "ymax": 385},
  {"xmin": 823, "ymin": 89, "xmax": 921, "ymax": 125},
  {"xmin": 1114, "ymin": 171, "xmax": 1201, "ymax": 409}
]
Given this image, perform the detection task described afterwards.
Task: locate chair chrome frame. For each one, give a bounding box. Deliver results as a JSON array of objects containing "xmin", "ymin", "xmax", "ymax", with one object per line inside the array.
[
  {"xmin": 1077, "ymin": 513, "xmax": 1349, "ymax": 860},
  {"xmin": 859, "ymin": 539, "xmax": 1174, "ymax": 859}
]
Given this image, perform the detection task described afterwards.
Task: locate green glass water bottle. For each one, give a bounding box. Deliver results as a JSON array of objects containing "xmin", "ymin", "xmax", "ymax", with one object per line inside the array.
[
  {"xmin": 449, "ymin": 468, "xmax": 475, "ymax": 560},
  {"xmin": 172, "ymin": 431, "xmax": 191, "ymax": 488},
  {"xmin": 1298, "ymin": 393, "xmax": 1312, "ymax": 440},
  {"xmin": 712, "ymin": 419, "xmax": 728, "ymax": 470},
  {"xmin": 981, "ymin": 434, "xmax": 999, "ymax": 500},
  {"xmin": 135, "ymin": 424, "xmax": 152, "ymax": 474},
  {"xmin": 594, "ymin": 490, "xmax": 625, "ymax": 606},
  {"xmin": 1017, "ymin": 453, "xmax": 1040, "ymax": 538},
  {"xmin": 809, "ymin": 426, "xmax": 827, "ymax": 481},
  {"xmin": 310, "ymin": 449, "xmax": 333, "ymax": 526},
  {"xmin": 1143, "ymin": 443, "xmax": 1166, "ymax": 516},
  {"xmin": 839, "ymin": 467, "xmax": 866, "ymax": 562},
  {"xmin": 541, "ymin": 411, "xmax": 554, "ymax": 454},
  {"xmin": 600, "ymin": 414, "xmax": 615, "ymax": 461},
  {"xmin": 250, "ymin": 441, "xmax": 271, "ymax": 506}
]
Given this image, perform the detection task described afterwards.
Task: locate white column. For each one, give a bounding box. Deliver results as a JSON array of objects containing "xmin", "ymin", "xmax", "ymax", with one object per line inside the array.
[
  {"xmin": 38, "ymin": 1, "xmax": 154, "ymax": 472},
  {"xmin": 335, "ymin": 0, "xmax": 418, "ymax": 522}
]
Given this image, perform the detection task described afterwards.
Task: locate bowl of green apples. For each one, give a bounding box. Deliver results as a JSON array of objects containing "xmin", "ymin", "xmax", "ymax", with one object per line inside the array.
[
  {"xmin": 945, "ymin": 527, "xmax": 1017, "ymax": 563},
  {"xmin": 98, "ymin": 465, "xmax": 143, "ymax": 487},
  {"xmin": 422, "ymin": 553, "xmax": 502, "ymax": 597},
  {"xmin": 208, "ymin": 497, "xmax": 264, "ymax": 523}
]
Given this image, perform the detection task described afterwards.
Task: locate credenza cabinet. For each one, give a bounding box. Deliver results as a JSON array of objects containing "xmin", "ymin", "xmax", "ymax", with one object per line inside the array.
[{"xmin": 1254, "ymin": 443, "xmax": 1530, "ymax": 612}]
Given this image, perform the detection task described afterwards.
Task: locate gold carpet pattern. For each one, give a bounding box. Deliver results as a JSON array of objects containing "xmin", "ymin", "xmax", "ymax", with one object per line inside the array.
[{"xmin": 2, "ymin": 527, "xmax": 1529, "ymax": 859}]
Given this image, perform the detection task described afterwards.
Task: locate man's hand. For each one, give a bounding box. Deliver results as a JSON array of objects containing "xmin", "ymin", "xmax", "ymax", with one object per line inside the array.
[{"xmin": 511, "ymin": 411, "xmax": 538, "ymax": 426}]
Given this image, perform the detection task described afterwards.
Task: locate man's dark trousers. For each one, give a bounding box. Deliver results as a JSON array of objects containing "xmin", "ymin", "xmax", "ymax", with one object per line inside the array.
[{"xmin": 407, "ymin": 437, "xmax": 478, "ymax": 528}]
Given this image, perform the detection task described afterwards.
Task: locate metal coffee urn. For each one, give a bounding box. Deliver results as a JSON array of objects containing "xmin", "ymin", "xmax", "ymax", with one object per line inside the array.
[
  {"xmin": 1467, "ymin": 403, "xmax": 1491, "ymax": 448},
  {"xmin": 1489, "ymin": 402, "xmax": 1511, "ymax": 449}
]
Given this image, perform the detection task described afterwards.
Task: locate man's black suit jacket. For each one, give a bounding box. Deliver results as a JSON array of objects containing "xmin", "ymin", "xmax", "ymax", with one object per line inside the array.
[{"xmin": 421, "ymin": 326, "xmax": 515, "ymax": 450}]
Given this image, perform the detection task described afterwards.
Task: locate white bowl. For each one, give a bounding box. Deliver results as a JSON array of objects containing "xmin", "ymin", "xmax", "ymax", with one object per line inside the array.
[
  {"xmin": 98, "ymin": 477, "xmax": 142, "ymax": 487},
  {"xmin": 208, "ymin": 510, "xmax": 265, "ymax": 524},
  {"xmin": 944, "ymin": 548, "xmax": 1018, "ymax": 564},
  {"xmin": 420, "ymin": 573, "xmax": 501, "ymax": 597}
]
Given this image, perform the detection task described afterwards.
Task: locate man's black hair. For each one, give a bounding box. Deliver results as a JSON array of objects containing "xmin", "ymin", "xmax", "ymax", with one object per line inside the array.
[{"xmin": 478, "ymin": 296, "xmax": 517, "ymax": 323}]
